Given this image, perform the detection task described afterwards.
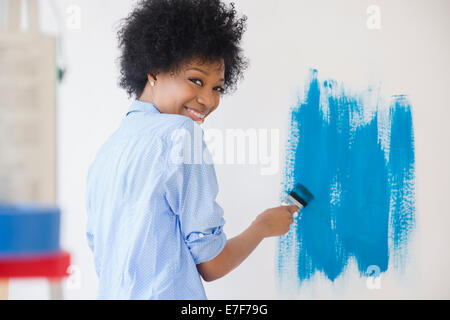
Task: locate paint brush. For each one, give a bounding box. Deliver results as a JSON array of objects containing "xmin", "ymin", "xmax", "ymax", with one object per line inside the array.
[{"xmin": 281, "ymin": 183, "xmax": 314, "ymax": 218}]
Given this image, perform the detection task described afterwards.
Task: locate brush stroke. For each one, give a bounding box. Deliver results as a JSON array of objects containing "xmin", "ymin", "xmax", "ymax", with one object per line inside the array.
[{"xmin": 277, "ymin": 69, "xmax": 416, "ymax": 287}]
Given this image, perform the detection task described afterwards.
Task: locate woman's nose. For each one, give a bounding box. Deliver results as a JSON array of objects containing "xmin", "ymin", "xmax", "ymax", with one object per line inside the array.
[{"xmin": 197, "ymin": 92, "xmax": 217, "ymax": 110}]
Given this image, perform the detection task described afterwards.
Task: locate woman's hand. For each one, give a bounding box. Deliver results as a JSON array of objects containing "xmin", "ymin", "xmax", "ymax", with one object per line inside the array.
[{"xmin": 254, "ymin": 205, "xmax": 299, "ymax": 238}]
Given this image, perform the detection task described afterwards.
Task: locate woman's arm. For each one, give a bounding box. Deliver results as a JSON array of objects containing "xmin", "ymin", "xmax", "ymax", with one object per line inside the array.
[{"xmin": 196, "ymin": 205, "xmax": 298, "ymax": 282}]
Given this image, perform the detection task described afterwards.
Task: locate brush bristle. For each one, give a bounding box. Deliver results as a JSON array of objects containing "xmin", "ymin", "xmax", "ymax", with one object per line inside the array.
[{"xmin": 291, "ymin": 183, "xmax": 314, "ymax": 206}]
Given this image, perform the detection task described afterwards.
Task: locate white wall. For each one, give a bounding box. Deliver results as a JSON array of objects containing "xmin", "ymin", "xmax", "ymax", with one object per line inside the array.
[{"xmin": 9, "ymin": 0, "xmax": 450, "ymax": 299}]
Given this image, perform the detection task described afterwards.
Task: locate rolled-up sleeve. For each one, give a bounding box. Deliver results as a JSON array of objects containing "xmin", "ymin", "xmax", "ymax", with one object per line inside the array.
[{"xmin": 163, "ymin": 119, "xmax": 226, "ymax": 265}]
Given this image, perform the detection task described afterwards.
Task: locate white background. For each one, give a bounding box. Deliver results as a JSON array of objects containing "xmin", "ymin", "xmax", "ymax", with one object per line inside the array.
[{"xmin": 8, "ymin": 0, "xmax": 450, "ymax": 299}]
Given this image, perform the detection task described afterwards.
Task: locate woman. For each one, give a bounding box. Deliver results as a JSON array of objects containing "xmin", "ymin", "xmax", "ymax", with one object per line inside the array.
[{"xmin": 86, "ymin": 0, "xmax": 298, "ymax": 299}]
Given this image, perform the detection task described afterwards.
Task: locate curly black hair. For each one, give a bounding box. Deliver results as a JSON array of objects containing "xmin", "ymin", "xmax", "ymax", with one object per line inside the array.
[{"xmin": 115, "ymin": 0, "xmax": 250, "ymax": 100}]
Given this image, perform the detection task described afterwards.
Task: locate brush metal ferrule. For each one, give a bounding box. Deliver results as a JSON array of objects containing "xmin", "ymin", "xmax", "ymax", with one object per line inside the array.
[{"xmin": 282, "ymin": 195, "xmax": 304, "ymax": 218}]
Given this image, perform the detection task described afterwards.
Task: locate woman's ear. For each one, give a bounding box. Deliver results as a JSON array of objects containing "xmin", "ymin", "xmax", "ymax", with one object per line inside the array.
[
  {"xmin": 148, "ymin": 73, "xmax": 157, "ymax": 82},
  {"xmin": 148, "ymin": 73, "xmax": 157, "ymax": 87}
]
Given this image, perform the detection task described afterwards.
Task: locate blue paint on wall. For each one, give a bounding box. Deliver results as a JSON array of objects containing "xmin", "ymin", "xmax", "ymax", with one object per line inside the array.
[{"xmin": 277, "ymin": 69, "xmax": 416, "ymax": 286}]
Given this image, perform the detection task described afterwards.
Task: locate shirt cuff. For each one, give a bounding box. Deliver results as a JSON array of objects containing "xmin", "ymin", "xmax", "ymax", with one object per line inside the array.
[{"xmin": 185, "ymin": 226, "xmax": 227, "ymax": 265}]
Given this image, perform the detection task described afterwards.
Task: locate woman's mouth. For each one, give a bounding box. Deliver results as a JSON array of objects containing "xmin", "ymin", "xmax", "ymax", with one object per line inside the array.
[{"xmin": 184, "ymin": 106, "xmax": 206, "ymax": 124}]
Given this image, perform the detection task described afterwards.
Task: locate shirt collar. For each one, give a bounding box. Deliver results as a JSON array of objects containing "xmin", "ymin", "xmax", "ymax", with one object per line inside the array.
[{"xmin": 126, "ymin": 100, "xmax": 161, "ymax": 117}]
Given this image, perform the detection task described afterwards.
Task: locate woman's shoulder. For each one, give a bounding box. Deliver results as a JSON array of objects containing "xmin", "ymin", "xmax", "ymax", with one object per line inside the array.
[{"xmin": 160, "ymin": 115, "xmax": 203, "ymax": 142}]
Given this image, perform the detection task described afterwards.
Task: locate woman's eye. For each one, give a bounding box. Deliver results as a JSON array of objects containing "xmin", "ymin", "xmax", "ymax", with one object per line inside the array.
[
  {"xmin": 190, "ymin": 79, "xmax": 224, "ymax": 93},
  {"xmin": 190, "ymin": 79, "xmax": 202, "ymax": 86}
]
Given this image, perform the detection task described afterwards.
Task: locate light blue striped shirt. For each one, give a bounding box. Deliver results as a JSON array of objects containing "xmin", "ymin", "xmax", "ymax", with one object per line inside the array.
[{"xmin": 85, "ymin": 100, "xmax": 227, "ymax": 299}]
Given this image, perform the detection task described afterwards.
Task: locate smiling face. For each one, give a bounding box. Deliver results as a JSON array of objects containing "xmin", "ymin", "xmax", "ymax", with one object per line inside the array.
[{"xmin": 139, "ymin": 57, "xmax": 226, "ymax": 125}]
